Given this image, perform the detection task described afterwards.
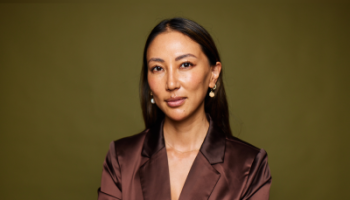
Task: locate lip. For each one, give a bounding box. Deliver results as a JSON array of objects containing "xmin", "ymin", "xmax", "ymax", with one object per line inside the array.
[{"xmin": 165, "ymin": 97, "xmax": 186, "ymax": 107}]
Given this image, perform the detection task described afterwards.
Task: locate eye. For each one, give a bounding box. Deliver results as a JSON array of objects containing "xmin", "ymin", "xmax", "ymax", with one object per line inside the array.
[
  {"xmin": 180, "ymin": 62, "xmax": 193, "ymax": 68},
  {"xmin": 151, "ymin": 66, "xmax": 163, "ymax": 72}
]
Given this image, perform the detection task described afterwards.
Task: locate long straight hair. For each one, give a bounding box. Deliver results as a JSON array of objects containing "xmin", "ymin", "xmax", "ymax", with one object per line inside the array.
[{"xmin": 140, "ymin": 18, "xmax": 232, "ymax": 136}]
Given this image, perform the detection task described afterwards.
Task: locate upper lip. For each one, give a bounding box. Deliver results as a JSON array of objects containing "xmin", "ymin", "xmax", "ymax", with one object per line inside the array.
[{"xmin": 165, "ymin": 97, "xmax": 186, "ymax": 102}]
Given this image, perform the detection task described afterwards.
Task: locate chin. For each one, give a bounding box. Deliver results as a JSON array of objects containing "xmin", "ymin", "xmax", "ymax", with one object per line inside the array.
[{"xmin": 163, "ymin": 109, "xmax": 189, "ymax": 122}]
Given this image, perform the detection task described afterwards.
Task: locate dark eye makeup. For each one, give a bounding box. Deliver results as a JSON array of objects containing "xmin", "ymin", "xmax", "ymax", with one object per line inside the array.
[
  {"xmin": 150, "ymin": 61, "xmax": 194, "ymax": 72},
  {"xmin": 151, "ymin": 66, "xmax": 163, "ymax": 72},
  {"xmin": 180, "ymin": 62, "xmax": 193, "ymax": 68}
]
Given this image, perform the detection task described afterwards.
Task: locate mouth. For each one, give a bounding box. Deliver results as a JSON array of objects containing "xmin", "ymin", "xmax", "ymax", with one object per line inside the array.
[{"xmin": 165, "ymin": 97, "xmax": 186, "ymax": 107}]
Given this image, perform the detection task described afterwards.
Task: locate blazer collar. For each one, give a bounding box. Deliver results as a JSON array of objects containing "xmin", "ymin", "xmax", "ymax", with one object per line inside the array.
[{"xmin": 141, "ymin": 114, "xmax": 226, "ymax": 164}]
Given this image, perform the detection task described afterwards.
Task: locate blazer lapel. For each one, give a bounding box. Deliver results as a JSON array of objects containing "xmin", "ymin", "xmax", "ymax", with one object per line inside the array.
[
  {"xmin": 179, "ymin": 115, "xmax": 226, "ymax": 200},
  {"xmin": 139, "ymin": 148, "xmax": 171, "ymax": 200},
  {"xmin": 178, "ymin": 153, "xmax": 220, "ymax": 200},
  {"xmin": 139, "ymin": 115, "xmax": 226, "ymax": 200},
  {"xmin": 139, "ymin": 120, "xmax": 171, "ymax": 200}
]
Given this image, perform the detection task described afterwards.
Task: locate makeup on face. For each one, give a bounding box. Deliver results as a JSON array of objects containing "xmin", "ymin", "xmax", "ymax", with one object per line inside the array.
[{"xmin": 147, "ymin": 31, "xmax": 213, "ymax": 121}]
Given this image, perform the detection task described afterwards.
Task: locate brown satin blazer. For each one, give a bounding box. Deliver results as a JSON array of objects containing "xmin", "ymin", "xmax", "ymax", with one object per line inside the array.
[{"xmin": 98, "ymin": 116, "xmax": 272, "ymax": 200}]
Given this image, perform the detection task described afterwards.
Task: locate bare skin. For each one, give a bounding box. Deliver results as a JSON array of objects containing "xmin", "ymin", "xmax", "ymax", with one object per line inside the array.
[
  {"xmin": 147, "ymin": 30, "xmax": 221, "ymax": 200},
  {"xmin": 164, "ymin": 113, "xmax": 209, "ymax": 200}
]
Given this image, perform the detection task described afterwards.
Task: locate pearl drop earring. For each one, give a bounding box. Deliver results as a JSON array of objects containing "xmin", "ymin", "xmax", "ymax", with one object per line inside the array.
[
  {"xmin": 209, "ymin": 84, "xmax": 217, "ymax": 98},
  {"xmin": 150, "ymin": 92, "xmax": 155, "ymax": 104}
]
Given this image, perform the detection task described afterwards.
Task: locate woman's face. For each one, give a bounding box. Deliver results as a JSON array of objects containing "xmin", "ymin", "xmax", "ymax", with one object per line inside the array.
[{"xmin": 147, "ymin": 31, "xmax": 221, "ymax": 122}]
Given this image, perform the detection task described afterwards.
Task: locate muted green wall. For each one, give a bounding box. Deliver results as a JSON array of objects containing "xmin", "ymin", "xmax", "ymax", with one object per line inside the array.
[{"xmin": 0, "ymin": 2, "xmax": 349, "ymax": 200}]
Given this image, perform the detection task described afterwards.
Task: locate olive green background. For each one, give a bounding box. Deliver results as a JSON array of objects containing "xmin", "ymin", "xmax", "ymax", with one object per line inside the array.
[{"xmin": 0, "ymin": 1, "xmax": 349, "ymax": 200}]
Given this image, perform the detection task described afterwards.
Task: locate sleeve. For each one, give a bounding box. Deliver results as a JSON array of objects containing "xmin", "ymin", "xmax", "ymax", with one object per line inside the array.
[
  {"xmin": 98, "ymin": 141, "xmax": 122, "ymax": 200},
  {"xmin": 241, "ymin": 149, "xmax": 272, "ymax": 200}
]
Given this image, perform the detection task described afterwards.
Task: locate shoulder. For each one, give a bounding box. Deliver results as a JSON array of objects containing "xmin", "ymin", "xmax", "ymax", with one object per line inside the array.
[
  {"xmin": 225, "ymin": 135, "xmax": 260, "ymax": 153},
  {"xmin": 224, "ymin": 135, "xmax": 268, "ymax": 168},
  {"xmin": 109, "ymin": 129, "xmax": 150, "ymax": 157}
]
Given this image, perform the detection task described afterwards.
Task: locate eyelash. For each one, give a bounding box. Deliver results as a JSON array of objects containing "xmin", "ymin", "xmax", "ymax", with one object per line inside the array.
[
  {"xmin": 180, "ymin": 62, "xmax": 193, "ymax": 68},
  {"xmin": 151, "ymin": 66, "xmax": 163, "ymax": 72},
  {"xmin": 150, "ymin": 62, "xmax": 194, "ymax": 72}
]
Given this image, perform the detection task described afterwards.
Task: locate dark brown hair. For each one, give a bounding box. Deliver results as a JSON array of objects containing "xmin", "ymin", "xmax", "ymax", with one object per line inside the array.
[{"xmin": 140, "ymin": 17, "xmax": 232, "ymax": 136}]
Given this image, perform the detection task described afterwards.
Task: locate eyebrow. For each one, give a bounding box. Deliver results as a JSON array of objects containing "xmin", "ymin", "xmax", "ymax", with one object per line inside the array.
[
  {"xmin": 175, "ymin": 53, "xmax": 197, "ymax": 61},
  {"xmin": 147, "ymin": 58, "xmax": 164, "ymax": 64},
  {"xmin": 147, "ymin": 53, "xmax": 197, "ymax": 64}
]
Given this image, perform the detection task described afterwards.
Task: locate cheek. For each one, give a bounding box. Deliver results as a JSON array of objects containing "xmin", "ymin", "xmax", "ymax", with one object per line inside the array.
[
  {"xmin": 181, "ymin": 70, "xmax": 210, "ymax": 92},
  {"xmin": 148, "ymin": 74, "xmax": 163, "ymax": 97}
]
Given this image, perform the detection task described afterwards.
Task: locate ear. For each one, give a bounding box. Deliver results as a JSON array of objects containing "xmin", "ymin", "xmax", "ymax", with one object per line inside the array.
[{"xmin": 209, "ymin": 62, "xmax": 222, "ymax": 88}]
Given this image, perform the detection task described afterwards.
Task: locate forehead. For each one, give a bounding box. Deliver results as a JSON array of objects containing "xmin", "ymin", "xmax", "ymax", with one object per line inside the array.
[{"xmin": 147, "ymin": 31, "xmax": 203, "ymax": 59}]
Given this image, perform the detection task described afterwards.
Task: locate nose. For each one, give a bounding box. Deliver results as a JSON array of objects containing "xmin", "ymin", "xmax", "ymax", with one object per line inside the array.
[{"xmin": 166, "ymin": 67, "xmax": 180, "ymax": 91}]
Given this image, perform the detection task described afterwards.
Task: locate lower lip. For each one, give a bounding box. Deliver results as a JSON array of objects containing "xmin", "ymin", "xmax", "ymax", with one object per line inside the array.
[{"xmin": 166, "ymin": 99, "xmax": 185, "ymax": 107}]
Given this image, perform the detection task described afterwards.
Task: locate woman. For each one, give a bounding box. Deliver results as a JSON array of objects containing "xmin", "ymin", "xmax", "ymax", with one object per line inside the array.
[{"xmin": 98, "ymin": 18, "xmax": 271, "ymax": 200}]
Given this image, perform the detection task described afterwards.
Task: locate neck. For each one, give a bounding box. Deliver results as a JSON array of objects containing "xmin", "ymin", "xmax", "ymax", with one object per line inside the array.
[{"xmin": 163, "ymin": 109, "xmax": 209, "ymax": 152}]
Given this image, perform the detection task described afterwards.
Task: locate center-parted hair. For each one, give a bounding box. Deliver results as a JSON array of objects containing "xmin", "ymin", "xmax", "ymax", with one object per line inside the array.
[{"xmin": 140, "ymin": 17, "xmax": 232, "ymax": 136}]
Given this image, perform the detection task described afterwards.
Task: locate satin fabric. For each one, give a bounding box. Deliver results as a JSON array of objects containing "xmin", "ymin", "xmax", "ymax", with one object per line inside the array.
[{"xmin": 98, "ymin": 116, "xmax": 271, "ymax": 200}]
